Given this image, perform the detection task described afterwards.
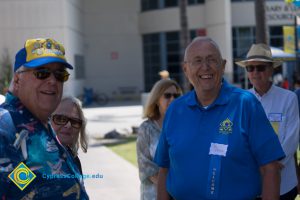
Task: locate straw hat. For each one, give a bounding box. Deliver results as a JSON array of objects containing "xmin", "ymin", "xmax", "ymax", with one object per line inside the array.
[{"xmin": 235, "ymin": 43, "xmax": 282, "ymax": 68}]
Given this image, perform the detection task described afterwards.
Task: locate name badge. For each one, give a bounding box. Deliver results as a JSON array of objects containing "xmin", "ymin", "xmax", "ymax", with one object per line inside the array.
[
  {"xmin": 268, "ymin": 113, "xmax": 282, "ymax": 122},
  {"xmin": 209, "ymin": 143, "xmax": 228, "ymax": 157}
]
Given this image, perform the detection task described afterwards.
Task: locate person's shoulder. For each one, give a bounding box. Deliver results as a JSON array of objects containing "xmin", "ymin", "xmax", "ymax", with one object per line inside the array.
[
  {"xmin": 138, "ymin": 119, "xmax": 158, "ymax": 139},
  {"xmin": 295, "ymin": 88, "xmax": 300, "ymax": 93},
  {"xmin": 227, "ymin": 84, "xmax": 257, "ymax": 101},
  {"xmin": 272, "ymin": 85, "xmax": 297, "ymax": 98},
  {"xmin": 0, "ymin": 107, "xmax": 16, "ymax": 141},
  {"xmin": 171, "ymin": 90, "xmax": 194, "ymax": 105},
  {"xmin": 139, "ymin": 119, "xmax": 156, "ymax": 131},
  {"xmin": 0, "ymin": 107, "xmax": 11, "ymax": 120},
  {"xmin": 139, "ymin": 119, "xmax": 153, "ymax": 128}
]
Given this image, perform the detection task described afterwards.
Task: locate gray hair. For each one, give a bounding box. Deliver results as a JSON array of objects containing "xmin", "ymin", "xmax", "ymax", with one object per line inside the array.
[
  {"xmin": 184, "ymin": 36, "xmax": 223, "ymax": 61},
  {"xmin": 61, "ymin": 96, "xmax": 88, "ymax": 153}
]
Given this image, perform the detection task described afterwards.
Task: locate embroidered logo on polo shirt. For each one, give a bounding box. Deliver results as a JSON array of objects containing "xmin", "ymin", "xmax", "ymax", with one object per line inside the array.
[{"xmin": 219, "ymin": 118, "xmax": 233, "ymax": 134}]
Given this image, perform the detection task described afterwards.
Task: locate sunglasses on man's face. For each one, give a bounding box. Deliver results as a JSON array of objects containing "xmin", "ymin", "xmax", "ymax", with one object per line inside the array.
[
  {"xmin": 52, "ymin": 114, "xmax": 83, "ymax": 129},
  {"xmin": 18, "ymin": 68, "xmax": 70, "ymax": 82},
  {"xmin": 163, "ymin": 93, "xmax": 180, "ymax": 99},
  {"xmin": 245, "ymin": 65, "xmax": 268, "ymax": 72}
]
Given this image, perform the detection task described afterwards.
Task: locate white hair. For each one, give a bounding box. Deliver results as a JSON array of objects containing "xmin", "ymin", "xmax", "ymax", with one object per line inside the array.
[{"xmin": 184, "ymin": 36, "xmax": 223, "ymax": 61}]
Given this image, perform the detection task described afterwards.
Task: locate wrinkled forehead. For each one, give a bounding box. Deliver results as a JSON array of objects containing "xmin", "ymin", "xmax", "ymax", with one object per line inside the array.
[{"xmin": 185, "ymin": 40, "xmax": 222, "ymax": 60}]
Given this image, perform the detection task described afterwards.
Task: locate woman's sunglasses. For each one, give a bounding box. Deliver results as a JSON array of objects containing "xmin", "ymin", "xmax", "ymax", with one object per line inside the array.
[
  {"xmin": 245, "ymin": 65, "xmax": 268, "ymax": 72},
  {"xmin": 163, "ymin": 93, "xmax": 180, "ymax": 99},
  {"xmin": 18, "ymin": 68, "xmax": 70, "ymax": 82},
  {"xmin": 52, "ymin": 114, "xmax": 83, "ymax": 129}
]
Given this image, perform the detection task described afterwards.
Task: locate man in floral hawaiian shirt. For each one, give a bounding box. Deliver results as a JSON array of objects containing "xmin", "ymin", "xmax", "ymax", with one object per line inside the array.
[{"xmin": 0, "ymin": 38, "xmax": 89, "ymax": 199}]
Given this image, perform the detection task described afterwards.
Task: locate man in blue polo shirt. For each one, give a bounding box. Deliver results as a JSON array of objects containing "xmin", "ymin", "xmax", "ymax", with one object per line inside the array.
[{"xmin": 154, "ymin": 37, "xmax": 285, "ymax": 200}]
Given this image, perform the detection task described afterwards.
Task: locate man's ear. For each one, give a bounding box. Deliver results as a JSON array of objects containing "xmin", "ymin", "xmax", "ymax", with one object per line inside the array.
[
  {"xmin": 182, "ymin": 62, "xmax": 188, "ymax": 77},
  {"xmin": 222, "ymin": 59, "xmax": 227, "ymax": 73},
  {"xmin": 13, "ymin": 73, "xmax": 20, "ymax": 93}
]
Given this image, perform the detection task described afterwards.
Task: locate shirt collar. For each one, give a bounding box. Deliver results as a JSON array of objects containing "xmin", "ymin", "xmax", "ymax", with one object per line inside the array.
[
  {"xmin": 3, "ymin": 92, "xmax": 46, "ymax": 131},
  {"xmin": 251, "ymin": 84, "xmax": 274, "ymax": 99},
  {"xmin": 186, "ymin": 79, "xmax": 231, "ymax": 109}
]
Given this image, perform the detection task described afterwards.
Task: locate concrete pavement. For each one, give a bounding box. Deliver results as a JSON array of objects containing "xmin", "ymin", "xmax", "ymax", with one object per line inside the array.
[
  {"xmin": 83, "ymin": 103, "xmax": 143, "ymax": 138},
  {"xmin": 79, "ymin": 102, "xmax": 144, "ymax": 200},
  {"xmin": 79, "ymin": 145, "xmax": 140, "ymax": 200}
]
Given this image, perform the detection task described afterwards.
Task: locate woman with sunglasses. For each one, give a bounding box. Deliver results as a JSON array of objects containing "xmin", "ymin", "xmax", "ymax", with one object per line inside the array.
[
  {"xmin": 137, "ymin": 79, "xmax": 182, "ymax": 200},
  {"xmin": 51, "ymin": 96, "xmax": 88, "ymax": 174}
]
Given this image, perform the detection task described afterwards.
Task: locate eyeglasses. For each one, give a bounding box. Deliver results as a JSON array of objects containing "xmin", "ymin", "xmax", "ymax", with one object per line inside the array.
[
  {"xmin": 185, "ymin": 57, "xmax": 220, "ymax": 68},
  {"xmin": 245, "ymin": 65, "xmax": 268, "ymax": 72},
  {"xmin": 17, "ymin": 68, "xmax": 70, "ymax": 82},
  {"xmin": 52, "ymin": 114, "xmax": 83, "ymax": 129},
  {"xmin": 163, "ymin": 93, "xmax": 180, "ymax": 99}
]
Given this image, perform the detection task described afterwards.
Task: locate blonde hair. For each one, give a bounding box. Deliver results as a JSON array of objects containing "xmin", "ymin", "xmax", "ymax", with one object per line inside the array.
[
  {"xmin": 60, "ymin": 96, "xmax": 88, "ymax": 153},
  {"xmin": 143, "ymin": 79, "xmax": 182, "ymax": 120}
]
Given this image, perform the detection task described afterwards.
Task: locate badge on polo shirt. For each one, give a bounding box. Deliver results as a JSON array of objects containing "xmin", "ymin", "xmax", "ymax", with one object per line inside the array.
[
  {"xmin": 209, "ymin": 143, "xmax": 228, "ymax": 156},
  {"xmin": 268, "ymin": 113, "xmax": 282, "ymax": 135},
  {"xmin": 219, "ymin": 118, "xmax": 233, "ymax": 135}
]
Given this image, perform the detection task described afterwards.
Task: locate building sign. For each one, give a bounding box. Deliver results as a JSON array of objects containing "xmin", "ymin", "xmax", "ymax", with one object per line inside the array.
[
  {"xmin": 285, "ymin": 0, "xmax": 300, "ymax": 7},
  {"xmin": 283, "ymin": 26, "xmax": 295, "ymax": 53},
  {"xmin": 266, "ymin": 2, "xmax": 300, "ymax": 22},
  {"xmin": 197, "ymin": 29, "xmax": 206, "ymax": 36}
]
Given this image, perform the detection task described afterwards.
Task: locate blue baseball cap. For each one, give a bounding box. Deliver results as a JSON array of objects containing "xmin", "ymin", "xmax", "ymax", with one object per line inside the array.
[{"xmin": 14, "ymin": 38, "xmax": 73, "ymax": 72}]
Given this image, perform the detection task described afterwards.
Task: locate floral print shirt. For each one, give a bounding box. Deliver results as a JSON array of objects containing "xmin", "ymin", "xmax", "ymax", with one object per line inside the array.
[
  {"xmin": 0, "ymin": 93, "xmax": 89, "ymax": 200},
  {"xmin": 136, "ymin": 119, "xmax": 161, "ymax": 200}
]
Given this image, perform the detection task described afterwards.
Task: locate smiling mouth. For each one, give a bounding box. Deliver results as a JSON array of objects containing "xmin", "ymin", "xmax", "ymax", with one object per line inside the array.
[
  {"xmin": 199, "ymin": 74, "xmax": 213, "ymax": 79},
  {"xmin": 41, "ymin": 91, "xmax": 56, "ymax": 95}
]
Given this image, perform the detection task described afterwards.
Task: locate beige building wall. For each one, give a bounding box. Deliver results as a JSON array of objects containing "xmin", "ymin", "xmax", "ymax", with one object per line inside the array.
[
  {"xmin": 139, "ymin": 5, "xmax": 205, "ymax": 34},
  {"xmin": 83, "ymin": 0, "xmax": 143, "ymax": 99},
  {"xmin": 205, "ymin": 0, "xmax": 232, "ymax": 82}
]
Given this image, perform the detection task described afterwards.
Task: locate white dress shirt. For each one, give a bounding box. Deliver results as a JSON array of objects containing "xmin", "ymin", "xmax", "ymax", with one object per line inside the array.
[{"xmin": 249, "ymin": 85, "xmax": 300, "ymax": 195}]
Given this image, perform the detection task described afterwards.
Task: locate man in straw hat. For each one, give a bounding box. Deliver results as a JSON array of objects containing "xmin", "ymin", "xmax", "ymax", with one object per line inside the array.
[
  {"xmin": 0, "ymin": 38, "xmax": 89, "ymax": 199},
  {"xmin": 154, "ymin": 37, "xmax": 285, "ymax": 200},
  {"xmin": 236, "ymin": 43, "xmax": 299, "ymax": 199}
]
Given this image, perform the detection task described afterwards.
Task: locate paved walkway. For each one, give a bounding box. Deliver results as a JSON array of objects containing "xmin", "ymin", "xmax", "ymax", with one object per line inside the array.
[
  {"xmin": 79, "ymin": 102, "xmax": 144, "ymax": 200},
  {"xmin": 79, "ymin": 145, "xmax": 140, "ymax": 200}
]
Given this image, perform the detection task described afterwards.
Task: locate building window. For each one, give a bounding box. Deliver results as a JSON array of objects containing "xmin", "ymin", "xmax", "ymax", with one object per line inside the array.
[
  {"xmin": 143, "ymin": 33, "xmax": 161, "ymax": 91},
  {"xmin": 269, "ymin": 26, "xmax": 283, "ymax": 48},
  {"xmin": 74, "ymin": 55, "xmax": 85, "ymax": 79},
  {"xmin": 188, "ymin": 0, "xmax": 205, "ymax": 5},
  {"xmin": 141, "ymin": 0, "xmax": 159, "ymax": 11},
  {"xmin": 165, "ymin": 0, "xmax": 178, "ymax": 8},
  {"xmin": 143, "ymin": 30, "xmax": 202, "ymax": 91},
  {"xmin": 141, "ymin": 0, "xmax": 204, "ymax": 12},
  {"xmin": 166, "ymin": 31, "xmax": 181, "ymax": 84},
  {"xmin": 232, "ymin": 27, "xmax": 256, "ymax": 86}
]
